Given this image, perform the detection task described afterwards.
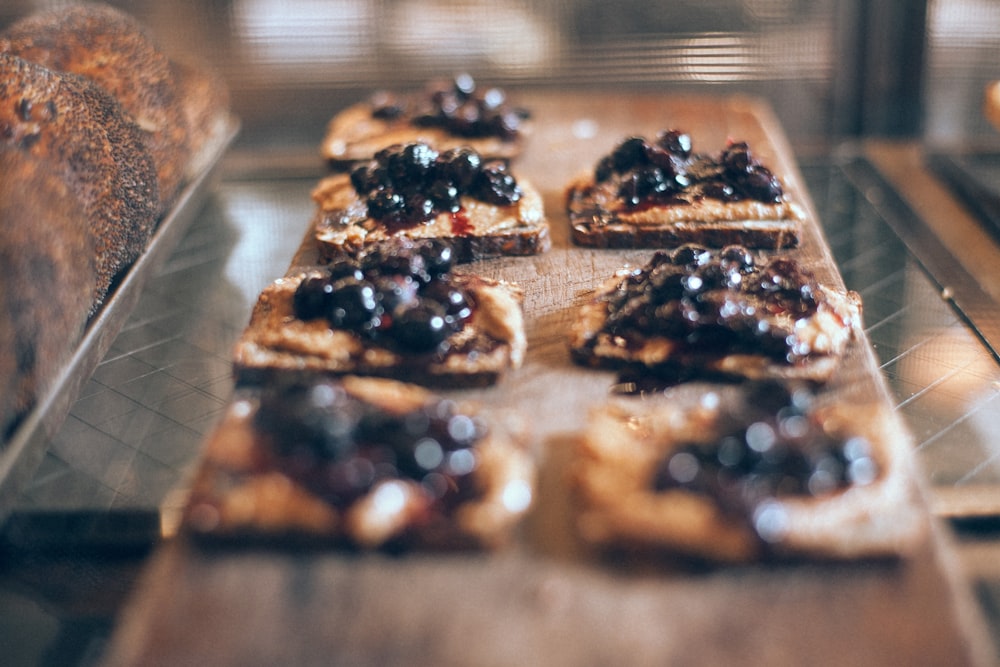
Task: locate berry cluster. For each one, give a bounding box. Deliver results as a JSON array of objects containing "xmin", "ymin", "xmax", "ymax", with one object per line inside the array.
[
  {"xmin": 293, "ymin": 240, "xmax": 473, "ymax": 354},
  {"xmin": 651, "ymin": 387, "xmax": 878, "ymax": 539},
  {"xmin": 350, "ymin": 142, "xmax": 522, "ymax": 227},
  {"xmin": 254, "ymin": 379, "xmax": 485, "ymax": 511},
  {"xmin": 594, "ymin": 130, "xmax": 785, "ymax": 207},
  {"xmin": 602, "ymin": 244, "xmax": 821, "ymax": 363},
  {"xmin": 371, "ymin": 73, "xmax": 530, "ymax": 141}
]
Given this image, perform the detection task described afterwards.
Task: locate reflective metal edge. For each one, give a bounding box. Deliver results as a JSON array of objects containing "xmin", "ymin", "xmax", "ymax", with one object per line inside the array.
[{"xmin": 0, "ymin": 117, "xmax": 241, "ymax": 524}]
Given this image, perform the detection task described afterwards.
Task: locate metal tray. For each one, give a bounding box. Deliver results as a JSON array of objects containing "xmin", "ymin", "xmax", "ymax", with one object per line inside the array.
[{"xmin": 0, "ymin": 117, "xmax": 240, "ymax": 523}]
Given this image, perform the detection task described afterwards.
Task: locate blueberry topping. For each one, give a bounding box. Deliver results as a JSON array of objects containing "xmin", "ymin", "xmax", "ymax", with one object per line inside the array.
[
  {"xmin": 253, "ymin": 379, "xmax": 487, "ymax": 513},
  {"xmin": 292, "ymin": 241, "xmax": 474, "ymax": 354},
  {"xmin": 599, "ymin": 245, "xmax": 823, "ymax": 364},
  {"xmin": 651, "ymin": 391, "xmax": 879, "ymax": 540},
  {"xmin": 379, "ymin": 74, "xmax": 530, "ymax": 141},
  {"xmin": 591, "ymin": 131, "xmax": 785, "ymax": 208},
  {"xmin": 352, "ymin": 142, "xmax": 522, "ymax": 226}
]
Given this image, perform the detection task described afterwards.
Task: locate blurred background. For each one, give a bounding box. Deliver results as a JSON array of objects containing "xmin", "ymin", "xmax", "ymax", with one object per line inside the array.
[{"xmin": 2, "ymin": 0, "xmax": 997, "ymax": 150}]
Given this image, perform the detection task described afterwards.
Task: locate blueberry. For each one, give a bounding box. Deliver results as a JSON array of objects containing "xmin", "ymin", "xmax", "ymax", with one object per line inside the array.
[
  {"xmin": 420, "ymin": 240, "xmax": 455, "ymax": 277},
  {"xmin": 670, "ymin": 244, "xmax": 711, "ymax": 267},
  {"xmin": 366, "ymin": 189, "xmax": 406, "ymax": 220},
  {"xmin": 293, "ymin": 274, "xmax": 334, "ymax": 320},
  {"xmin": 327, "ymin": 278, "xmax": 380, "ymax": 330},
  {"xmin": 390, "ymin": 301, "xmax": 451, "ymax": 352},
  {"xmin": 440, "ymin": 147, "xmax": 482, "ymax": 189},
  {"xmin": 429, "ymin": 179, "xmax": 460, "ymax": 213},
  {"xmin": 475, "ymin": 162, "xmax": 521, "ymax": 205},
  {"xmin": 611, "ymin": 136, "xmax": 650, "ymax": 172},
  {"xmin": 657, "ymin": 130, "xmax": 693, "ymax": 159}
]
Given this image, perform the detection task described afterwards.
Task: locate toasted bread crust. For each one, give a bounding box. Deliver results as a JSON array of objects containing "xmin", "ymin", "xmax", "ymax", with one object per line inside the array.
[
  {"xmin": 573, "ymin": 392, "xmax": 926, "ymax": 562},
  {"xmin": 184, "ymin": 377, "xmax": 535, "ymax": 549},
  {"xmin": 312, "ymin": 172, "xmax": 550, "ymax": 263},
  {"xmin": 566, "ymin": 171, "xmax": 804, "ymax": 249},
  {"xmin": 233, "ymin": 271, "xmax": 527, "ymax": 389},
  {"xmin": 569, "ymin": 264, "xmax": 861, "ymax": 384},
  {"xmin": 322, "ymin": 101, "xmax": 529, "ymax": 170}
]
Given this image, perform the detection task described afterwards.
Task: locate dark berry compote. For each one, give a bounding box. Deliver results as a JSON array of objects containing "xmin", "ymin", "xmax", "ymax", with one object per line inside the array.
[
  {"xmin": 370, "ymin": 73, "xmax": 531, "ymax": 142},
  {"xmin": 350, "ymin": 142, "xmax": 522, "ymax": 230},
  {"xmin": 253, "ymin": 377, "xmax": 487, "ymax": 525},
  {"xmin": 651, "ymin": 383, "xmax": 879, "ymax": 544},
  {"xmin": 293, "ymin": 239, "xmax": 475, "ymax": 355},
  {"xmin": 590, "ymin": 130, "xmax": 786, "ymax": 209}
]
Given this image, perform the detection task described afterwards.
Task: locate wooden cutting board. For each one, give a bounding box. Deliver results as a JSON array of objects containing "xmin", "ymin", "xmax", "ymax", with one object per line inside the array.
[{"xmin": 101, "ymin": 93, "xmax": 993, "ymax": 666}]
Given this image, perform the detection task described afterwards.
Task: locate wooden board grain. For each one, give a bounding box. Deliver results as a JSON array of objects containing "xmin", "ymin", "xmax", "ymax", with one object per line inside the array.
[{"xmin": 102, "ymin": 94, "xmax": 992, "ymax": 666}]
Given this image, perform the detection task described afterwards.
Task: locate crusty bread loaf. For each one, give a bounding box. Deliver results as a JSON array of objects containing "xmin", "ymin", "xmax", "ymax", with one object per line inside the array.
[
  {"xmin": 0, "ymin": 147, "xmax": 96, "ymax": 440},
  {"xmin": 0, "ymin": 2, "xmax": 191, "ymax": 210},
  {"xmin": 0, "ymin": 53, "xmax": 160, "ymax": 311},
  {"xmin": 170, "ymin": 56, "xmax": 233, "ymax": 176}
]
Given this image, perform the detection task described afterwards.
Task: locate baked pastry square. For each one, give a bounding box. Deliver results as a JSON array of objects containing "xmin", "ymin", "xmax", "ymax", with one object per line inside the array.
[
  {"xmin": 573, "ymin": 382, "xmax": 926, "ymax": 562},
  {"xmin": 566, "ymin": 131, "xmax": 805, "ymax": 249},
  {"xmin": 569, "ymin": 244, "xmax": 861, "ymax": 384},
  {"xmin": 184, "ymin": 375, "xmax": 535, "ymax": 550},
  {"xmin": 234, "ymin": 239, "xmax": 527, "ymax": 389},
  {"xmin": 313, "ymin": 141, "xmax": 549, "ymax": 263},
  {"xmin": 321, "ymin": 74, "xmax": 531, "ymax": 169}
]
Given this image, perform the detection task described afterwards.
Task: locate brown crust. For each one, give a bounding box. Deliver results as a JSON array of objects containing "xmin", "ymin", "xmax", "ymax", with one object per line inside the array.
[
  {"xmin": 1, "ymin": 3, "xmax": 191, "ymax": 210},
  {"xmin": 312, "ymin": 172, "xmax": 550, "ymax": 264},
  {"xmin": 0, "ymin": 53, "xmax": 160, "ymax": 311},
  {"xmin": 572, "ymin": 390, "xmax": 927, "ymax": 562},
  {"xmin": 183, "ymin": 377, "xmax": 535, "ymax": 550},
  {"xmin": 565, "ymin": 170, "xmax": 804, "ymax": 250},
  {"xmin": 0, "ymin": 147, "xmax": 95, "ymax": 439},
  {"xmin": 321, "ymin": 101, "xmax": 529, "ymax": 170},
  {"xmin": 569, "ymin": 265, "xmax": 861, "ymax": 384},
  {"xmin": 232, "ymin": 271, "xmax": 527, "ymax": 389}
]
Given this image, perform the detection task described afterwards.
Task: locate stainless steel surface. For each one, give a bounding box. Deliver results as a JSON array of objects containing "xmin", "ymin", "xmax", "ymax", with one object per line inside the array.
[{"xmin": 0, "ymin": 119, "xmax": 238, "ymax": 526}]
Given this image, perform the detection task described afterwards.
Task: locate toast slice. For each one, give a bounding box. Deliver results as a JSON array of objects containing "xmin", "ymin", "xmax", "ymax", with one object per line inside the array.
[
  {"xmin": 313, "ymin": 142, "xmax": 549, "ymax": 263},
  {"xmin": 567, "ymin": 131, "xmax": 804, "ymax": 249},
  {"xmin": 569, "ymin": 245, "xmax": 861, "ymax": 384},
  {"xmin": 321, "ymin": 74, "xmax": 531, "ymax": 169},
  {"xmin": 234, "ymin": 240, "xmax": 527, "ymax": 389},
  {"xmin": 183, "ymin": 375, "xmax": 535, "ymax": 550},
  {"xmin": 572, "ymin": 382, "xmax": 926, "ymax": 562}
]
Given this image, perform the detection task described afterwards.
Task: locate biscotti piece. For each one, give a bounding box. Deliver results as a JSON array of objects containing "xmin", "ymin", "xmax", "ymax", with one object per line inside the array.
[
  {"xmin": 234, "ymin": 240, "xmax": 527, "ymax": 389},
  {"xmin": 0, "ymin": 147, "xmax": 96, "ymax": 440},
  {"xmin": 314, "ymin": 142, "xmax": 549, "ymax": 263},
  {"xmin": 0, "ymin": 53, "xmax": 160, "ymax": 312},
  {"xmin": 1, "ymin": 2, "xmax": 190, "ymax": 211},
  {"xmin": 321, "ymin": 74, "xmax": 531, "ymax": 169},
  {"xmin": 569, "ymin": 244, "xmax": 860, "ymax": 384},
  {"xmin": 573, "ymin": 382, "xmax": 926, "ymax": 562},
  {"xmin": 567, "ymin": 130, "xmax": 804, "ymax": 249},
  {"xmin": 184, "ymin": 376, "xmax": 535, "ymax": 550}
]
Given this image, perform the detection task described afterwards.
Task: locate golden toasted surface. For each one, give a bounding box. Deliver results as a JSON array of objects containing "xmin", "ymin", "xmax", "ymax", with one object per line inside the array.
[
  {"xmin": 233, "ymin": 271, "xmax": 526, "ymax": 388},
  {"xmin": 573, "ymin": 389, "xmax": 927, "ymax": 562},
  {"xmin": 312, "ymin": 172, "xmax": 550, "ymax": 262},
  {"xmin": 321, "ymin": 102, "xmax": 529, "ymax": 167},
  {"xmin": 184, "ymin": 377, "xmax": 535, "ymax": 549}
]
